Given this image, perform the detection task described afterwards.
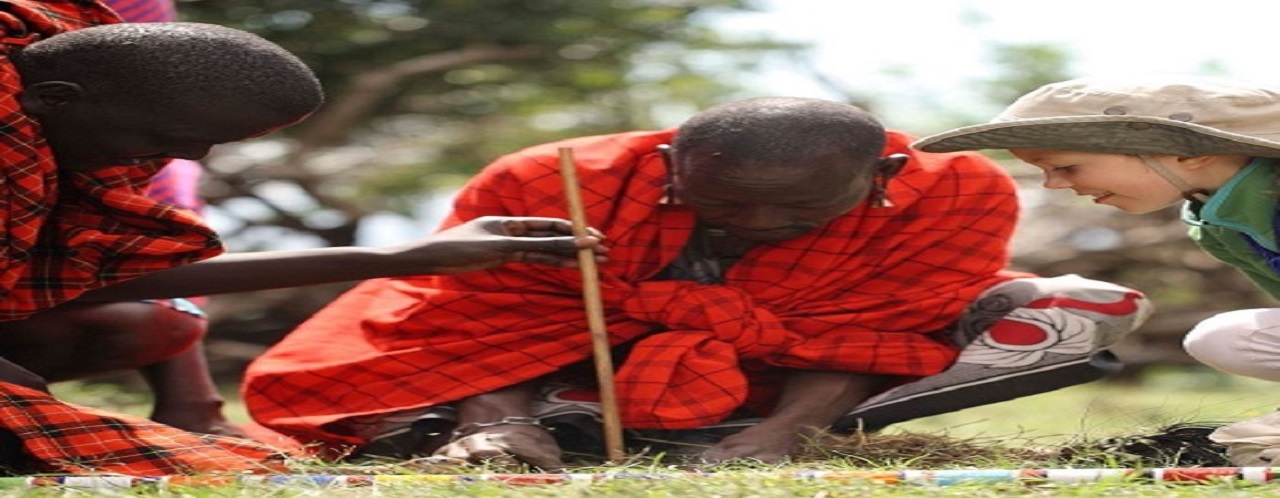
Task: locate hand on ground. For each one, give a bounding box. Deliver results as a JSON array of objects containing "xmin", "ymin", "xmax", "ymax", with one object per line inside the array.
[{"xmin": 700, "ymin": 425, "xmax": 803, "ymax": 464}]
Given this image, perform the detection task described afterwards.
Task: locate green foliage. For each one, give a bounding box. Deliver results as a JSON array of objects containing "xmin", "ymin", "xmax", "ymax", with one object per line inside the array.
[
  {"xmin": 176, "ymin": 0, "xmax": 793, "ymax": 215},
  {"xmin": 979, "ymin": 42, "xmax": 1076, "ymax": 106}
]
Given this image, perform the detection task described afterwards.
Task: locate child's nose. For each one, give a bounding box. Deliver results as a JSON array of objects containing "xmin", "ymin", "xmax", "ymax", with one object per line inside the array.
[{"xmin": 1042, "ymin": 175, "xmax": 1072, "ymax": 189}]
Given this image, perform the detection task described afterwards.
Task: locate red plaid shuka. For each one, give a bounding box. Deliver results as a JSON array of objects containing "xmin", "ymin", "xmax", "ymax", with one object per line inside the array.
[
  {"xmin": 0, "ymin": 383, "xmax": 285, "ymax": 476},
  {"xmin": 0, "ymin": 0, "xmax": 272, "ymax": 477},
  {"xmin": 0, "ymin": 0, "xmax": 223, "ymax": 322},
  {"xmin": 244, "ymin": 130, "xmax": 1030, "ymax": 450}
]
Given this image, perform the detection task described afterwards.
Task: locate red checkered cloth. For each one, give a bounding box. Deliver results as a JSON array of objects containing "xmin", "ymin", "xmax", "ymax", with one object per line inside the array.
[
  {"xmin": 244, "ymin": 130, "xmax": 1030, "ymax": 451},
  {"xmin": 0, "ymin": 383, "xmax": 285, "ymax": 476},
  {"xmin": 0, "ymin": 0, "xmax": 223, "ymax": 322},
  {"xmin": 0, "ymin": 0, "xmax": 267, "ymax": 477}
]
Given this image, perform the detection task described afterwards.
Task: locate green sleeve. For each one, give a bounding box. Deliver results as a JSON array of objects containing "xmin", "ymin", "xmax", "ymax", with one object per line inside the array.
[{"xmin": 1193, "ymin": 228, "xmax": 1280, "ymax": 301}]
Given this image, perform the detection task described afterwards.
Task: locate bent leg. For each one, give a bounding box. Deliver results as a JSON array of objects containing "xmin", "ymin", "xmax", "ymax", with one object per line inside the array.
[
  {"xmin": 0, "ymin": 299, "xmax": 237, "ymax": 435},
  {"xmin": 143, "ymin": 341, "xmax": 244, "ymax": 436},
  {"xmin": 0, "ymin": 301, "xmax": 203, "ymax": 379},
  {"xmin": 836, "ymin": 274, "xmax": 1153, "ymax": 432},
  {"xmin": 1184, "ymin": 309, "xmax": 1280, "ymax": 381}
]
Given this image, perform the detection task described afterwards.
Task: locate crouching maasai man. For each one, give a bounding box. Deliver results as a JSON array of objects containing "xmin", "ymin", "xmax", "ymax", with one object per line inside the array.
[{"xmin": 244, "ymin": 97, "xmax": 1153, "ymax": 469}]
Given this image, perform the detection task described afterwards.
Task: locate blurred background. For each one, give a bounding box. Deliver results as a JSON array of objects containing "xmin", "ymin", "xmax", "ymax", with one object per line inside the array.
[{"xmin": 133, "ymin": 0, "xmax": 1279, "ymax": 404}]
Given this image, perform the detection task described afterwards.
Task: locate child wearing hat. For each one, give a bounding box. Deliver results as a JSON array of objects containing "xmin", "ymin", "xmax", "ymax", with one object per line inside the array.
[
  {"xmin": 915, "ymin": 74, "xmax": 1280, "ymax": 381},
  {"xmin": 913, "ymin": 74, "xmax": 1280, "ymax": 465}
]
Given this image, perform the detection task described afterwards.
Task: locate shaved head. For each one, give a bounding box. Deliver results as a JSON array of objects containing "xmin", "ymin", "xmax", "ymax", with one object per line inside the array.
[
  {"xmin": 666, "ymin": 97, "xmax": 895, "ymax": 242},
  {"xmin": 671, "ymin": 97, "xmax": 886, "ymax": 175},
  {"xmin": 13, "ymin": 22, "xmax": 322, "ymax": 118},
  {"xmin": 12, "ymin": 22, "xmax": 323, "ymax": 170}
]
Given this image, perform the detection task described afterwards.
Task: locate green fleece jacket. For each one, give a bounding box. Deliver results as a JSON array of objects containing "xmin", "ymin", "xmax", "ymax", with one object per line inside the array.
[{"xmin": 1185, "ymin": 158, "xmax": 1280, "ymax": 300}]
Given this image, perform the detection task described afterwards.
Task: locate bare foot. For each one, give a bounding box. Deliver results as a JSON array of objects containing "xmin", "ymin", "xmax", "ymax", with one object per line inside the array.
[
  {"xmin": 151, "ymin": 405, "xmax": 249, "ymax": 439},
  {"xmin": 432, "ymin": 424, "xmax": 565, "ymax": 471}
]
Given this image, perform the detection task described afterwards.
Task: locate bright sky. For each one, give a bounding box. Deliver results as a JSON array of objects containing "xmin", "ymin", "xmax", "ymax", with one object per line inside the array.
[
  {"xmin": 331, "ymin": 1, "xmax": 1280, "ymax": 246},
  {"xmin": 719, "ymin": 0, "xmax": 1280, "ymax": 132}
]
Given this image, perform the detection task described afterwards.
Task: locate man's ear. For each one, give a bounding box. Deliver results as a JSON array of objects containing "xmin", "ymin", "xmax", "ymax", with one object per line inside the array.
[
  {"xmin": 18, "ymin": 81, "xmax": 87, "ymax": 114},
  {"xmin": 877, "ymin": 153, "xmax": 908, "ymax": 179}
]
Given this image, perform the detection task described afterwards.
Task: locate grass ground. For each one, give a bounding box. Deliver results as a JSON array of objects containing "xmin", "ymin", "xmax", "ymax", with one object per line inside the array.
[
  {"xmin": 37, "ymin": 366, "xmax": 1280, "ymax": 496},
  {"xmin": 890, "ymin": 365, "xmax": 1277, "ymax": 445}
]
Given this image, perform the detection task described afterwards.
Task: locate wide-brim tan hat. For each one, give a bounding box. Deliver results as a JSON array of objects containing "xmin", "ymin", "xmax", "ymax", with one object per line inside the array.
[{"xmin": 913, "ymin": 74, "xmax": 1280, "ymax": 158}]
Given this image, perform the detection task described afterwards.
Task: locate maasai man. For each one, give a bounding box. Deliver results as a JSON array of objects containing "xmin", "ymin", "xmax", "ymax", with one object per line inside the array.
[
  {"xmin": 0, "ymin": 1, "xmax": 605, "ymax": 475},
  {"xmin": 0, "ymin": 0, "xmax": 241, "ymax": 441},
  {"xmin": 0, "ymin": 0, "xmax": 312, "ymax": 474},
  {"xmin": 243, "ymin": 97, "xmax": 1153, "ymax": 469}
]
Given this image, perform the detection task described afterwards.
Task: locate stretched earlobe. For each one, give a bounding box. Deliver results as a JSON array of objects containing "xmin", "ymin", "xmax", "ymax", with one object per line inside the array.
[
  {"xmin": 657, "ymin": 143, "xmax": 678, "ymax": 177},
  {"xmin": 879, "ymin": 153, "xmax": 908, "ymax": 178},
  {"xmin": 870, "ymin": 154, "xmax": 908, "ymax": 209},
  {"xmin": 657, "ymin": 144, "xmax": 674, "ymax": 165},
  {"xmin": 657, "ymin": 144, "xmax": 679, "ymax": 202}
]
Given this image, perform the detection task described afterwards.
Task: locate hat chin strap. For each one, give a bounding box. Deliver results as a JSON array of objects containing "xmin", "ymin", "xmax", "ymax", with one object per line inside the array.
[{"xmin": 1137, "ymin": 155, "xmax": 1212, "ymax": 202}]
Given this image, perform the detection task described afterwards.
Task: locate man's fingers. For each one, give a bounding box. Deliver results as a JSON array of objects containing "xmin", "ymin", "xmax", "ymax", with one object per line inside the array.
[
  {"xmin": 502, "ymin": 236, "xmax": 607, "ymax": 255},
  {"xmin": 496, "ymin": 217, "xmax": 572, "ymax": 236},
  {"xmin": 519, "ymin": 250, "xmax": 607, "ymax": 269},
  {"xmin": 492, "ymin": 217, "xmax": 605, "ymax": 239},
  {"xmin": 575, "ymin": 235, "xmax": 608, "ymax": 251}
]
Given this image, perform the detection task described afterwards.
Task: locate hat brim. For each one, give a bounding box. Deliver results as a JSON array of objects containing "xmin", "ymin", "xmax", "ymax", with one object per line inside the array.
[{"xmin": 913, "ymin": 115, "xmax": 1280, "ymax": 158}]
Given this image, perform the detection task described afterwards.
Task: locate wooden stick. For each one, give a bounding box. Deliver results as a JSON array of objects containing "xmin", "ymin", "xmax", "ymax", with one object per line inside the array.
[{"xmin": 557, "ymin": 147, "xmax": 626, "ymax": 463}]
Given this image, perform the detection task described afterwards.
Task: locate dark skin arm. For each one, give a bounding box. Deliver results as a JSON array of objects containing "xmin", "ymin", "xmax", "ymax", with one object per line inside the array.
[
  {"xmin": 78, "ymin": 216, "xmax": 607, "ymax": 301},
  {"xmin": 701, "ymin": 370, "xmax": 888, "ymax": 463}
]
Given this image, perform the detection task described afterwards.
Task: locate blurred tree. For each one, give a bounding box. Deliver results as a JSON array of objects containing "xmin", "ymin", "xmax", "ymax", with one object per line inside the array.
[
  {"xmin": 175, "ymin": 0, "xmax": 793, "ymax": 248},
  {"xmin": 978, "ymin": 42, "xmax": 1074, "ymax": 106}
]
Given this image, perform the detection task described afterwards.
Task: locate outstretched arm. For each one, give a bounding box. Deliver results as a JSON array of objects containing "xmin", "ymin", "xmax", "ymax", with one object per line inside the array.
[{"xmin": 79, "ymin": 216, "xmax": 607, "ymax": 301}]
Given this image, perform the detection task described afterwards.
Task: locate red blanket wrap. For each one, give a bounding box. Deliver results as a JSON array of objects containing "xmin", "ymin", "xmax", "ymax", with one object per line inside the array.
[
  {"xmin": 0, "ymin": 1, "xmax": 264, "ymax": 476},
  {"xmin": 0, "ymin": 383, "xmax": 284, "ymax": 476},
  {"xmin": 244, "ymin": 130, "xmax": 1030, "ymax": 449},
  {"xmin": 0, "ymin": 0, "xmax": 223, "ymax": 322}
]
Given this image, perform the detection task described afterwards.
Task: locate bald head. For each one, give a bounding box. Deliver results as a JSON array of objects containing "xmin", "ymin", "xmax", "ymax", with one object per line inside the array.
[
  {"xmin": 671, "ymin": 97, "xmax": 886, "ymax": 174},
  {"xmin": 667, "ymin": 98, "xmax": 898, "ymax": 242},
  {"xmin": 10, "ymin": 22, "xmax": 324, "ymax": 170},
  {"xmin": 12, "ymin": 22, "xmax": 322, "ymax": 118}
]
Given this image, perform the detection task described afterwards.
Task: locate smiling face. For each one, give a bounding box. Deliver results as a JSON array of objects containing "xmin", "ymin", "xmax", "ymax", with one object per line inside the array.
[
  {"xmin": 1009, "ymin": 149, "xmax": 1195, "ymax": 214},
  {"xmin": 671, "ymin": 148, "xmax": 875, "ymax": 242}
]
